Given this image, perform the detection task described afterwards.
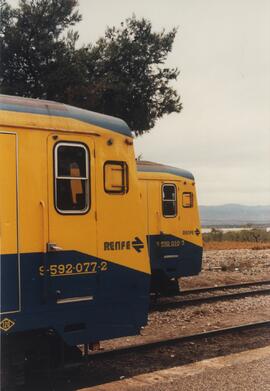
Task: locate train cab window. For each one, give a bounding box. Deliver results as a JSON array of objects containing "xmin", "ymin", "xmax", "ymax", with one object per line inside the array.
[
  {"xmin": 182, "ymin": 192, "xmax": 194, "ymax": 208},
  {"xmin": 104, "ymin": 161, "xmax": 128, "ymax": 194},
  {"xmin": 162, "ymin": 184, "xmax": 177, "ymax": 217},
  {"xmin": 54, "ymin": 143, "xmax": 90, "ymax": 213}
]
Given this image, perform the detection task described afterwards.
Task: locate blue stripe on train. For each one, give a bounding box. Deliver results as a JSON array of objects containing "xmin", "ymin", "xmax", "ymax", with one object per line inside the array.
[
  {"xmin": 0, "ymin": 95, "xmax": 132, "ymax": 136},
  {"xmin": 0, "ymin": 251, "xmax": 150, "ymax": 345},
  {"xmin": 147, "ymin": 234, "xmax": 203, "ymax": 278},
  {"xmin": 137, "ymin": 164, "xmax": 194, "ymax": 180}
]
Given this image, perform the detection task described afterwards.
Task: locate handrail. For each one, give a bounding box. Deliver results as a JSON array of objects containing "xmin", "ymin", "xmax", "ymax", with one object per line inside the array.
[
  {"xmin": 40, "ymin": 200, "xmax": 47, "ymax": 252},
  {"xmin": 40, "ymin": 200, "xmax": 48, "ymax": 303}
]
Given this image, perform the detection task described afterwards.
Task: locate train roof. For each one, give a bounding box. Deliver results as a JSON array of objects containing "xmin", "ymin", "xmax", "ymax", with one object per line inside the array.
[
  {"xmin": 136, "ymin": 160, "xmax": 194, "ymax": 180},
  {"xmin": 0, "ymin": 94, "xmax": 132, "ymax": 137}
]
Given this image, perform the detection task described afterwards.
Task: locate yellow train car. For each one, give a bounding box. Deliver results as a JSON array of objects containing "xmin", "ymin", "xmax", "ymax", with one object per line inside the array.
[
  {"xmin": 137, "ymin": 160, "xmax": 203, "ymax": 295},
  {"xmin": 0, "ymin": 95, "xmax": 151, "ymax": 379}
]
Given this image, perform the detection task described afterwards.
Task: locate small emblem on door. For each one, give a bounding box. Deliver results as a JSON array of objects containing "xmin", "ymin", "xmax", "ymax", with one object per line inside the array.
[{"xmin": 0, "ymin": 318, "xmax": 15, "ymax": 332}]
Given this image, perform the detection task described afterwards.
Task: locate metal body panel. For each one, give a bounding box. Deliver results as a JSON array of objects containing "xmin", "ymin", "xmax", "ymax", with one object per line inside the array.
[
  {"xmin": 0, "ymin": 96, "xmax": 150, "ymax": 345},
  {"xmin": 0, "ymin": 251, "xmax": 150, "ymax": 345},
  {"xmin": 137, "ymin": 164, "xmax": 203, "ymax": 288},
  {"xmin": 46, "ymin": 134, "xmax": 97, "ymax": 303},
  {"xmin": 0, "ymin": 133, "xmax": 20, "ymax": 314},
  {"xmin": 0, "ymin": 94, "xmax": 131, "ymax": 136},
  {"xmin": 137, "ymin": 160, "xmax": 194, "ymax": 180}
]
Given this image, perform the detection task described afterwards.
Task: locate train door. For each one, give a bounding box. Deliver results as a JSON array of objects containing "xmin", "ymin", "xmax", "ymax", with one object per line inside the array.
[
  {"xmin": 0, "ymin": 132, "xmax": 20, "ymax": 314},
  {"xmin": 146, "ymin": 180, "xmax": 160, "ymax": 235},
  {"xmin": 46, "ymin": 134, "xmax": 97, "ymax": 304},
  {"xmin": 160, "ymin": 182, "xmax": 179, "ymax": 235},
  {"xmin": 138, "ymin": 179, "xmax": 151, "ymax": 250},
  {"xmin": 144, "ymin": 180, "xmax": 160, "ymax": 272},
  {"xmin": 149, "ymin": 180, "xmax": 181, "ymax": 279}
]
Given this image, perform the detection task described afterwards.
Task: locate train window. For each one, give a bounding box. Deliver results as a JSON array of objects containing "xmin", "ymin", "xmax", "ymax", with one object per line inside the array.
[
  {"xmin": 182, "ymin": 192, "xmax": 194, "ymax": 208},
  {"xmin": 104, "ymin": 161, "xmax": 128, "ymax": 194},
  {"xmin": 162, "ymin": 184, "xmax": 177, "ymax": 217},
  {"xmin": 54, "ymin": 143, "xmax": 90, "ymax": 214}
]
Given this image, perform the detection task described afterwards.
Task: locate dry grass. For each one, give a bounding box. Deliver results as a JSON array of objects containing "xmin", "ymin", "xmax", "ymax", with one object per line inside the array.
[{"xmin": 203, "ymin": 241, "xmax": 270, "ymax": 250}]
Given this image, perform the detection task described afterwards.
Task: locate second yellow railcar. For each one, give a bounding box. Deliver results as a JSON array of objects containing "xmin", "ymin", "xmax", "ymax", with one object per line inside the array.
[{"xmin": 137, "ymin": 160, "xmax": 203, "ymax": 295}]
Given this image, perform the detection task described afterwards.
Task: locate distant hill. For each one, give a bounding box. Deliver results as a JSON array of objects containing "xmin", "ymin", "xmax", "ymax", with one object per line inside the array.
[{"xmin": 199, "ymin": 204, "xmax": 270, "ymax": 226}]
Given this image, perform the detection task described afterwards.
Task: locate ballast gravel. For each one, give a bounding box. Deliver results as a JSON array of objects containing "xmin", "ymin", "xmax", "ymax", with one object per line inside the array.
[
  {"xmin": 83, "ymin": 346, "xmax": 270, "ymax": 391},
  {"xmin": 103, "ymin": 248, "xmax": 270, "ymax": 350},
  {"xmin": 181, "ymin": 248, "xmax": 270, "ymax": 289}
]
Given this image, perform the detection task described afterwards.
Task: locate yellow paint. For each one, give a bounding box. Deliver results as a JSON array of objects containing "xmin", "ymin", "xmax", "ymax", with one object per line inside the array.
[
  {"xmin": 70, "ymin": 166, "xmax": 83, "ymax": 203},
  {"xmin": 0, "ymin": 108, "xmax": 150, "ymax": 274},
  {"xmin": 0, "ymin": 109, "xmax": 124, "ymax": 138},
  {"xmin": 0, "ymin": 133, "xmax": 18, "ymax": 254},
  {"xmin": 137, "ymin": 170, "xmax": 203, "ymax": 248}
]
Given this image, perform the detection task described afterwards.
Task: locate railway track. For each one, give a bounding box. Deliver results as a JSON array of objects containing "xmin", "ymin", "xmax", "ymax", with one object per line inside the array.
[
  {"xmin": 81, "ymin": 320, "xmax": 270, "ymax": 391},
  {"xmin": 180, "ymin": 279, "xmax": 270, "ymax": 295},
  {"xmin": 88, "ymin": 320, "xmax": 270, "ymax": 361},
  {"xmin": 6, "ymin": 281, "xmax": 270, "ymax": 390},
  {"xmin": 151, "ymin": 280, "xmax": 270, "ymax": 312},
  {"xmin": 13, "ymin": 320, "xmax": 270, "ymax": 390}
]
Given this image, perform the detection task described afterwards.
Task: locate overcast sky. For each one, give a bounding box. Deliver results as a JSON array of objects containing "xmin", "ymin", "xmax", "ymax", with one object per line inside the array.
[{"xmin": 8, "ymin": 0, "xmax": 270, "ymax": 205}]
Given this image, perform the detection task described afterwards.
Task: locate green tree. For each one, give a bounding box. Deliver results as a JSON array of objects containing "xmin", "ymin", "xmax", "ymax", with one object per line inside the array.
[
  {"xmin": 0, "ymin": 0, "xmax": 82, "ymax": 99},
  {"xmin": 0, "ymin": 3, "xmax": 182, "ymax": 134},
  {"xmin": 69, "ymin": 16, "xmax": 182, "ymax": 134}
]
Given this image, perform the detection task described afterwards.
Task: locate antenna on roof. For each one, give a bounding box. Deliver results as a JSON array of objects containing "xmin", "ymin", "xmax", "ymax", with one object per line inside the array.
[{"xmin": 136, "ymin": 153, "xmax": 143, "ymax": 161}]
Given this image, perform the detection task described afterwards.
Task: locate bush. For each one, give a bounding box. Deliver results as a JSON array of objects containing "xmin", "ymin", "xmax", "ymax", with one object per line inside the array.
[{"xmin": 203, "ymin": 228, "xmax": 270, "ymax": 243}]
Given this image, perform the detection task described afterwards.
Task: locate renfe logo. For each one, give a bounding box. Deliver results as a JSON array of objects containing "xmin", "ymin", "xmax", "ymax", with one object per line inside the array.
[{"xmin": 104, "ymin": 237, "xmax": 144, "ymax": 253}]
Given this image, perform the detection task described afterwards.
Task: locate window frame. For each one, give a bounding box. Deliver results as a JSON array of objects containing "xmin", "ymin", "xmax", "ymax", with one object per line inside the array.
[
  {"xmin": 103, "ymin": 160, "xmax": 129, "ymax": 195},
  {"xmin": 54, "ymin": 141, "xmax": 90, "ymax": 215},
  {"xmin": 182, "ymin": 192, "xmax": 194, "ymax": 208},
  {"xmin": 162, "ymin": 183, "xmax": 177, "ymax": 218}
]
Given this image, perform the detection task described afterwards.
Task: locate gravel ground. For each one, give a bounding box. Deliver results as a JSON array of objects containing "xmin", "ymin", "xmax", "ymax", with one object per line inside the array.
[
  {"xmin": 164, "ymin": 355, "xmax": 270, "ymax": 391},
  {"xmin": 103, "ymin": 293, "xmax": 270, "ymax": 350},
  {"xmin": 26, "ymin": 325, "xmax": 270, "ymax": 390},
  {"xmin": 181, "ymin": 248, "xmax": 270, "ymax": 289},
  {"xmin": 158, "ymin": 356, "xmax": 270, "ymax": 391},
  {"xmin": 103, "ymin": 248, "xmax": 270, "ymax": 350},
  {"xmin": 89, "ymin": 346, "xmax": 270, "ymax": 391}
]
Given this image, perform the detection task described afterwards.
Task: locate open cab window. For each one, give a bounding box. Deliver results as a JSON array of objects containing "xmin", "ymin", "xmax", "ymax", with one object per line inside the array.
[
  {"xmin": 182, "ymin": 192, "xmax": 194, "ymax": 208},
  {"xmin": 54, "ymin": 143, "xmax": 90, "ymax": 214},
  {"xmin": 104, "ymin": 161, "xmax": 128, "ymax": 194},
  {"xmin": 162, "ymin": 184, "xmax": 177, "ymax": 217}
]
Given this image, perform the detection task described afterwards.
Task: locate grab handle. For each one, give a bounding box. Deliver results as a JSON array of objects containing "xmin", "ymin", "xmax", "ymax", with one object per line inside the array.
[
  {"xmin": 40, "ymin": 200, "xmax": 48, "ymax": 303},
  {"xmin": 47, "ymin": 243, "xmax": 63, "ymax": 252}
]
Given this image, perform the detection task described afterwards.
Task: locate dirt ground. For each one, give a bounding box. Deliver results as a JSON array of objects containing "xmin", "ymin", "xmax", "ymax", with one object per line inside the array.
[
  {"xmin": 102, "ymin": 247, "xmax": 270, "ymax": 350},
  {"xmin": 181, "ymin": 247, "xmax": 270, "ymax": 289},
  {"xmin": 203, "ymin": 241, "xmax": 270, "ymax": 250}
]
